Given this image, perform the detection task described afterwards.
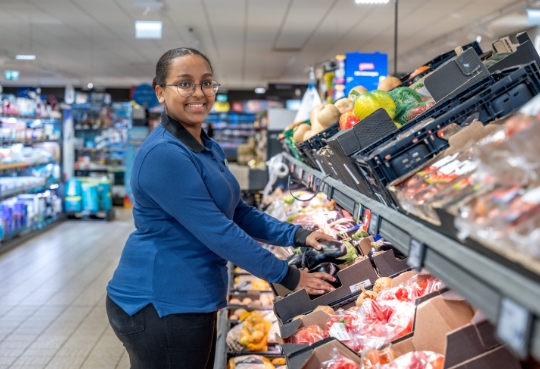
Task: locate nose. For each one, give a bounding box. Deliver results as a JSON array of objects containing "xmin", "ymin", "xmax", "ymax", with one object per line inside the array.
[{"xmin": 192, "ymin": 83, "xmax": 205, "ymax": 98}]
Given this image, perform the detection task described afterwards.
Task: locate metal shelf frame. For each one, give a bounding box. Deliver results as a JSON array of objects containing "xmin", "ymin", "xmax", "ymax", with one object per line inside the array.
[{"xmin": 282, "ymin": 152, "xmax": 540, "ymax": 361}]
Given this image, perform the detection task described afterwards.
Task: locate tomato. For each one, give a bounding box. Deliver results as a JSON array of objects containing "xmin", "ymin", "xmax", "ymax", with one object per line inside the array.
[
  {"xmin": 395, "ymin": 287, "xmax": 410, "ymax": 302},
  {"xmin": 430, "ymin": 356, "xmax": 445, "ymax": 369},
  {"xmin": 291, "ymin": 325, "xmax": 323, "ymax": 345}
]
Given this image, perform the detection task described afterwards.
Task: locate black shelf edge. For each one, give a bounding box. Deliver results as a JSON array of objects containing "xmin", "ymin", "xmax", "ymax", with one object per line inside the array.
[{"xmin": 282, "ymin": 152, "xmax": 540, "ymax": 362}]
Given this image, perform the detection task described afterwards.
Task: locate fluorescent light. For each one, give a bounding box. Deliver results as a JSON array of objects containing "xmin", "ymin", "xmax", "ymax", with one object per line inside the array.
[
  {"xmin": 254, "ymin": 87, "xmax": 266, "ymax": 94},
  {"xmin": 87, "ymin": 82, "xmax": 94, "ymax": 89},
  {"xmin": 476, "ymin": 35, "xmax": 482, "ymax": 43},
  {"xmin": 16, "ymin": 55, "xmax": 36, "ymax": 60},
  {"xmin": 135, "ymin": 21, "xmax": 162, "ymax": 39},
  {"xmin": 527, "ymin": 8, "xmax": 540, "ymax": 26},
  {"xmin": 355, "ymin": 0, "xmax": 389, "ymax": 3}
]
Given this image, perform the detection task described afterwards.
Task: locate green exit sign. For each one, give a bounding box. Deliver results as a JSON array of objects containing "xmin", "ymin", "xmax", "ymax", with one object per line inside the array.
[{"xmin": 4, "ymin": 70, "xmax": 20, "ymax": 81}]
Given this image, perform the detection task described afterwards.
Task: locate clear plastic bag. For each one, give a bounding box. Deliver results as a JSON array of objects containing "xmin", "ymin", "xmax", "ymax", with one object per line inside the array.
[
  {"xmin": 290, "ymin": 325, "xmax": 325, "ymax": 345},
  {"xmin": 321, "ymin": 347, "xmax": 361, "ymax": 369},
  {"xmin": 376, "ymin": 351, "xmax": 444, "ymax": 369}
]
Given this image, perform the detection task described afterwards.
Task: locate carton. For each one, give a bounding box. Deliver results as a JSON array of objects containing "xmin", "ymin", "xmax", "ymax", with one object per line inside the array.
[
  {"xmin": 392, "ymin": 292, "xmax": 520, "ymax": 369},
  {"xmin": 371, "ymin": 249, "xmax": 410, "ymax": 277},
  {"xmin": 273, "ymin": 258, "xmax": 378, "ymax": 323},
  {"xmin": 357, "ymin": 237, "xmax": 409, "ymax": 277},
  {"xmin": 285, "ymin": 338, "xmax": 362, "ymax": 369},
  {"xmin": 277, "ymin": 270, "xmax": 421, "ymax": 346},
  {"xmin": 486, "ymin": 33, "xmax": 540, "ymax": 73}
]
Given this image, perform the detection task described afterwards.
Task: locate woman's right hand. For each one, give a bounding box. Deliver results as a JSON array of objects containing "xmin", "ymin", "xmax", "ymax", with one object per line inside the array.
[{"xmin": 295, "ymin": 268, "xmax": 336, "ymax": 295}]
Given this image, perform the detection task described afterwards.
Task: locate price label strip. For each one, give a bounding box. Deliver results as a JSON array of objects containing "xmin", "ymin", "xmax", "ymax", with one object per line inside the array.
[
  {"xmin": 289, "ymin": 162, "xmax": 295, "ymax": 174},
  {"xmin": 496, "ymin": 297, "xmax": 533, "ymax": 359},
  {"xmin": 353, "ymin": 203, "xmax": 362, "ymax": 224},
  {"xmin": 407, "ymin": 238, "xmax": 426, "ymax": 271},
  {"xmin": 368, "ymin": 213, "xmax": 380, "ymax": 236}
]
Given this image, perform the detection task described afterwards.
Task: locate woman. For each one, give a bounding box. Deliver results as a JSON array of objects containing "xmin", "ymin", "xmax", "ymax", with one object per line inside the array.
[{"xmin": 106, "ymin": 47, "xmax": 336, "ymax": 369}]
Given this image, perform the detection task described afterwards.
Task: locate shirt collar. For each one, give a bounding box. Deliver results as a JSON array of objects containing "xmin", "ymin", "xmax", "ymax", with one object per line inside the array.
[{"xmin": 160, "ymin": 112, "xmax": 210, "ymax": 153}]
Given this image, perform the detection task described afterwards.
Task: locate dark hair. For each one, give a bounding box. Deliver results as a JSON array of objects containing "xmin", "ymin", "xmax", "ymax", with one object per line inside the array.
[{"xmin": 152, "ymin": 47, "xmax": 213, "ymax": 90}]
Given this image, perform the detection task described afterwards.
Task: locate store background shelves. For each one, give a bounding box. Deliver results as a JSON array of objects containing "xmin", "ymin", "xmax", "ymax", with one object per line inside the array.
[{"xmin": 282, "ymin": 151, "xmax": 540, "ymax": 361}]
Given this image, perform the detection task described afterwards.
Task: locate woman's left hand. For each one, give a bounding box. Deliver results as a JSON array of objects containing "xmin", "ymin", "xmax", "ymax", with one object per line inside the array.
[{"xmin": 305, "ymin": 232, "xmax": 336, "ymax": 250}]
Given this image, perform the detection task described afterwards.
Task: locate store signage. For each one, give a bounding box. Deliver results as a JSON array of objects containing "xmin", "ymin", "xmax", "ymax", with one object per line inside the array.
[
  {"xmin": 132, "ymin": 83, "xmax": 159, "ymax": 108},
  {"xmin": 4, "ymin": 70, "xmax": 20, "ymax": 81},
  {"xmin": 344, "ymin": 52, "xmax": 388, "ymax": 94},
  {"xmin": 496, "ymin": 297, "xmax": 532, "ymax": 359}
]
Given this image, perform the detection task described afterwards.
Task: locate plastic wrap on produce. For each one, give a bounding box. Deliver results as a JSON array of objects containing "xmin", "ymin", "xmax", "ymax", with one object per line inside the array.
[
  {"xmin": 375, "ymin": 351, "xmax": 444, "ymax": 369},
  {"xmin": 321, "ymin": 347, "xmax": 361, "ymax": 369}
]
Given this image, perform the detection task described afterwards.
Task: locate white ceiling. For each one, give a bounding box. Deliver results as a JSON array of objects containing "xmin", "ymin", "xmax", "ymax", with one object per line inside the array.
[{"xmin": 0, "ymin": 0, "xmax": 534, "ymax": 89}]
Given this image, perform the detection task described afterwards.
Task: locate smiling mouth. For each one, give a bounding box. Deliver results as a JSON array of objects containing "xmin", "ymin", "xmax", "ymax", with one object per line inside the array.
[{"xmin": 186, "ymin": 103, "xmax": 205, "ymax": 108}]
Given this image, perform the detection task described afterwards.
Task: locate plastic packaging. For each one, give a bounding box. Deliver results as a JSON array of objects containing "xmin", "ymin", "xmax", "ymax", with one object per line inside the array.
[
  {"xmin": 376, "ymin": 351, "xmax": 444, "ymax": 369},
  {"xmin": 291, "ymin": 325, "xmax": 325, "ymax": 345},
  {"xmin": 239, "ymin": 311, "xmax": 272, "ymax": 352},
  {"xmin": 321, "ymin": 347, "xmax": 360, "ymax": 369}
]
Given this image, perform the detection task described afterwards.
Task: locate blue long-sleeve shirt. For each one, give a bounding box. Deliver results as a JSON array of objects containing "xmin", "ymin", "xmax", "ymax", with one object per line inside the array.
[{"xmin": 107, "ymin": 113, "xmax": 304, "ymax": 317}]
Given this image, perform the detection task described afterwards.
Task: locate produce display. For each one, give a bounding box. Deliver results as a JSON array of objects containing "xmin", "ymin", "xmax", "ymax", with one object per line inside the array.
[{"xmin": 265, "ymin": 33, "xmax": 540, "ymax": 368}]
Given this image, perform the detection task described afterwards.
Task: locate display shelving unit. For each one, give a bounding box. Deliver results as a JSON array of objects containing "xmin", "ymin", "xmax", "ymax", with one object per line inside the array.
[
  {"xmin": 0, "ymin": 116, "xmax": 64, "ymax": 254},
  {"xmin": 205, "ymin": 112, "xmax": 257, "ymax": 162},
  {"xmin": 281, "ymin": 151, "xmax": 540, "ymax": 361},
  {"xmin": 72, "ymin": 102, "xmax": 131, "ymax": 206}
]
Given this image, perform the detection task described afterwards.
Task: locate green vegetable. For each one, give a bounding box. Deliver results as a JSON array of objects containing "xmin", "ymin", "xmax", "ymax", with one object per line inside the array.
[
  {"xmin": 352, "ymin": 229, "xmax": 369, "ymax": 241},
  {"xmin": 336, "ymin": 241, "xmax": 358, "ymax": 264},
  {"xmin": 283, "ymin": 194, "xmax": 294, "ymax": 205},
  {"xmin": 389, "ymin": 87, "xmax": 425, "ymax": 126}
]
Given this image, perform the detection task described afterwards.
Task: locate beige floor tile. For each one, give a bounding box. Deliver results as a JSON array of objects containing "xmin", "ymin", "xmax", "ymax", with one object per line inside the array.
[
  {"xmin": 0, "ymin": 210, "xmax": 135, "ymax": 369},
  {"xmin": 116, "ymin": 352, "xmax": 130, "ymax": 369}
]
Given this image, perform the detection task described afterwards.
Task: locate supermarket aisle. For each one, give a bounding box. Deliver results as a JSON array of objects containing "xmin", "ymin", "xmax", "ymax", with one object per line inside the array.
[{"xmin": 0, "ymin": 209, "xmax": 134, "ymax": 369}]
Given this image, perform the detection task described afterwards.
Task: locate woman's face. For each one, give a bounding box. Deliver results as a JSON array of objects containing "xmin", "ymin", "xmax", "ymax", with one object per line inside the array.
[{"xmin": 156, "ymin": 55, "xmax": 215, "ymax": 126}]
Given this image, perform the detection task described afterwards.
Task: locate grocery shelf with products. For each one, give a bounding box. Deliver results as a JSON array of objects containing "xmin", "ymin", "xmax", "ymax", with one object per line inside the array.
[
  {"xmin": 248, "ymin": 33, "xmax": 540, "ymax": 368},
  {"xmin": 216, "ymin": 185, "xmax": 537, "ymax": 369},
  {"xmin": 72, "ymin": 101, "xmax": 132, "ymax": 206},
  {"xmin": 205, "ymin": 112, "xmax": 258, "ymax": 162},
  {"xmin": 0, "ymin": 115, "xmax": 64, "ymax": 254}
]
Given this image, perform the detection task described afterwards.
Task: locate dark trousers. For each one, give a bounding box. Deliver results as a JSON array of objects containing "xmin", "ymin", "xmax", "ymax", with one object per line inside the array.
[{"xmin": 106, "ymin": 295, "xmax": 217, "ymax": 369}]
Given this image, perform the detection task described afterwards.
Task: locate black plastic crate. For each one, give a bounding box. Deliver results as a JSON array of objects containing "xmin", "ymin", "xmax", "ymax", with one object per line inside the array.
[
  {"xmin": 400, "ymin": 41, "xmax": 483, "ymax": 86},
  {"xmin": 354, "ymin": 62, "xmax": 540, "ymax": 202},
  {"xmin": 294, "ymin": 123, "xmax": 340, "ymax": 169},
  {"xmin": 295, "ymin": 140, "xmax": 318, "ymax": 168}
]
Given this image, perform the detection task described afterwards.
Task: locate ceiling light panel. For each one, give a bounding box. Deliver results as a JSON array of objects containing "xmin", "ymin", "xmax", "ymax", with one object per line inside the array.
[{"xmin": 135, "ymin": 21, "xmax": 162, "ymax": 39}]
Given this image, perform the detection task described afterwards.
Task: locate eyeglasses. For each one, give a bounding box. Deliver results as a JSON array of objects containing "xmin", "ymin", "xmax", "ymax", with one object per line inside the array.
[{"xmin": 163, "ymin": 80, "xmax": 220, "ymax": 97}]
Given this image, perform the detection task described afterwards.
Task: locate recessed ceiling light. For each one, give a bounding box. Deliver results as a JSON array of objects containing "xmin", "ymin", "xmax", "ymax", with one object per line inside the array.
[
  {"xmin": 254, "ymin": 87, "xmax": 266, "ymax": 94},
  {"xmin": 476, "ymin": 35, "xmax": 482, "ymax": 43},
  {"xmin": 355, "ymin": 0, "xmax": 389, "ymax": 4},
  {"xmin": 16, "ymin": 55, "xmax": 36, "ymax": 60},
  {"xmin": 527, "ymin": 8, "xmax": 540, "ymax": 26},
  {"xmin": 87, "ymin": 83, "xmax": 94, "ymax": 89},
  {"xmin": 135, "ymin": 21, "xmax": 162, "ymax": 39}
]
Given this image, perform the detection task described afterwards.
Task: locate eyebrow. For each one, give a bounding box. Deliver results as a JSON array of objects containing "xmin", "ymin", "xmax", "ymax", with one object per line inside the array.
[{"xmin": 176, "ymin": 73, "xmax": 213, "ymax": 78}]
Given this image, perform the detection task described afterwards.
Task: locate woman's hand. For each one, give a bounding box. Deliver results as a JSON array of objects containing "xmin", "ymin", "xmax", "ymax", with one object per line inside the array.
[
  {"xmin": 295, "ymin": 268, "xmax": 336, "ymax": 295},
  {"xmin": 305, "ymin": 231, "xmax": 336, "ymax": 250}
]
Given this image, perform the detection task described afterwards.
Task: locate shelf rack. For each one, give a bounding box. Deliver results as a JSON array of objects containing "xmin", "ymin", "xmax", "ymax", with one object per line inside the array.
[{"xmin": 282, "ymin": 152, "xmax": 540, "ymax": 361}]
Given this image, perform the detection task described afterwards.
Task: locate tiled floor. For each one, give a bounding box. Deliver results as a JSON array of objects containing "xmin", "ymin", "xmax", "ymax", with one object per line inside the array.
[{"xmin": 0, "ymin": 209, "xmax": 135, "ymax": 369}]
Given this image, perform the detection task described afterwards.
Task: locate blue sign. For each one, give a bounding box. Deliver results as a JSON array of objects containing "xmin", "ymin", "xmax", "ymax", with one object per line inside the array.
[
  {"xmin": 125, "ymin": 127, "xmax": 149, "ymax": 206},
  {"xmin": 133, "ymin": 83, "xmax": 159, "ymax": 109},
  {"xmin": 345, "ymin": 52, "xmax": 388, "ymax": 95}
]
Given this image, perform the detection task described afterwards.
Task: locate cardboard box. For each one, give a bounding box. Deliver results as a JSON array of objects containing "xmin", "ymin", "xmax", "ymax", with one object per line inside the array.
[
  {"xmin": 273, "ymin": 258, "xmax": 378, "ymax": 323},
  {"xmin": 285, "ymin": 338, "xmax": 362, "ymax": 369},
  {"xmin": 486, "ymin": 33, "xmax": 540, "ymax": 74},
  {"xmin": 357, "ymin": 237, "xmax": 410, "ymax": 277},
  {"xmin": 277, "ymin": 270, "xmax": 422, "ymax": 346},
  {"xmin": 392, "ymin": 292, "xmax": 520, "ymax": 369},
  {"xmin": 371, "ymin": 249, "xmax": 410, "ymax": 277}
]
